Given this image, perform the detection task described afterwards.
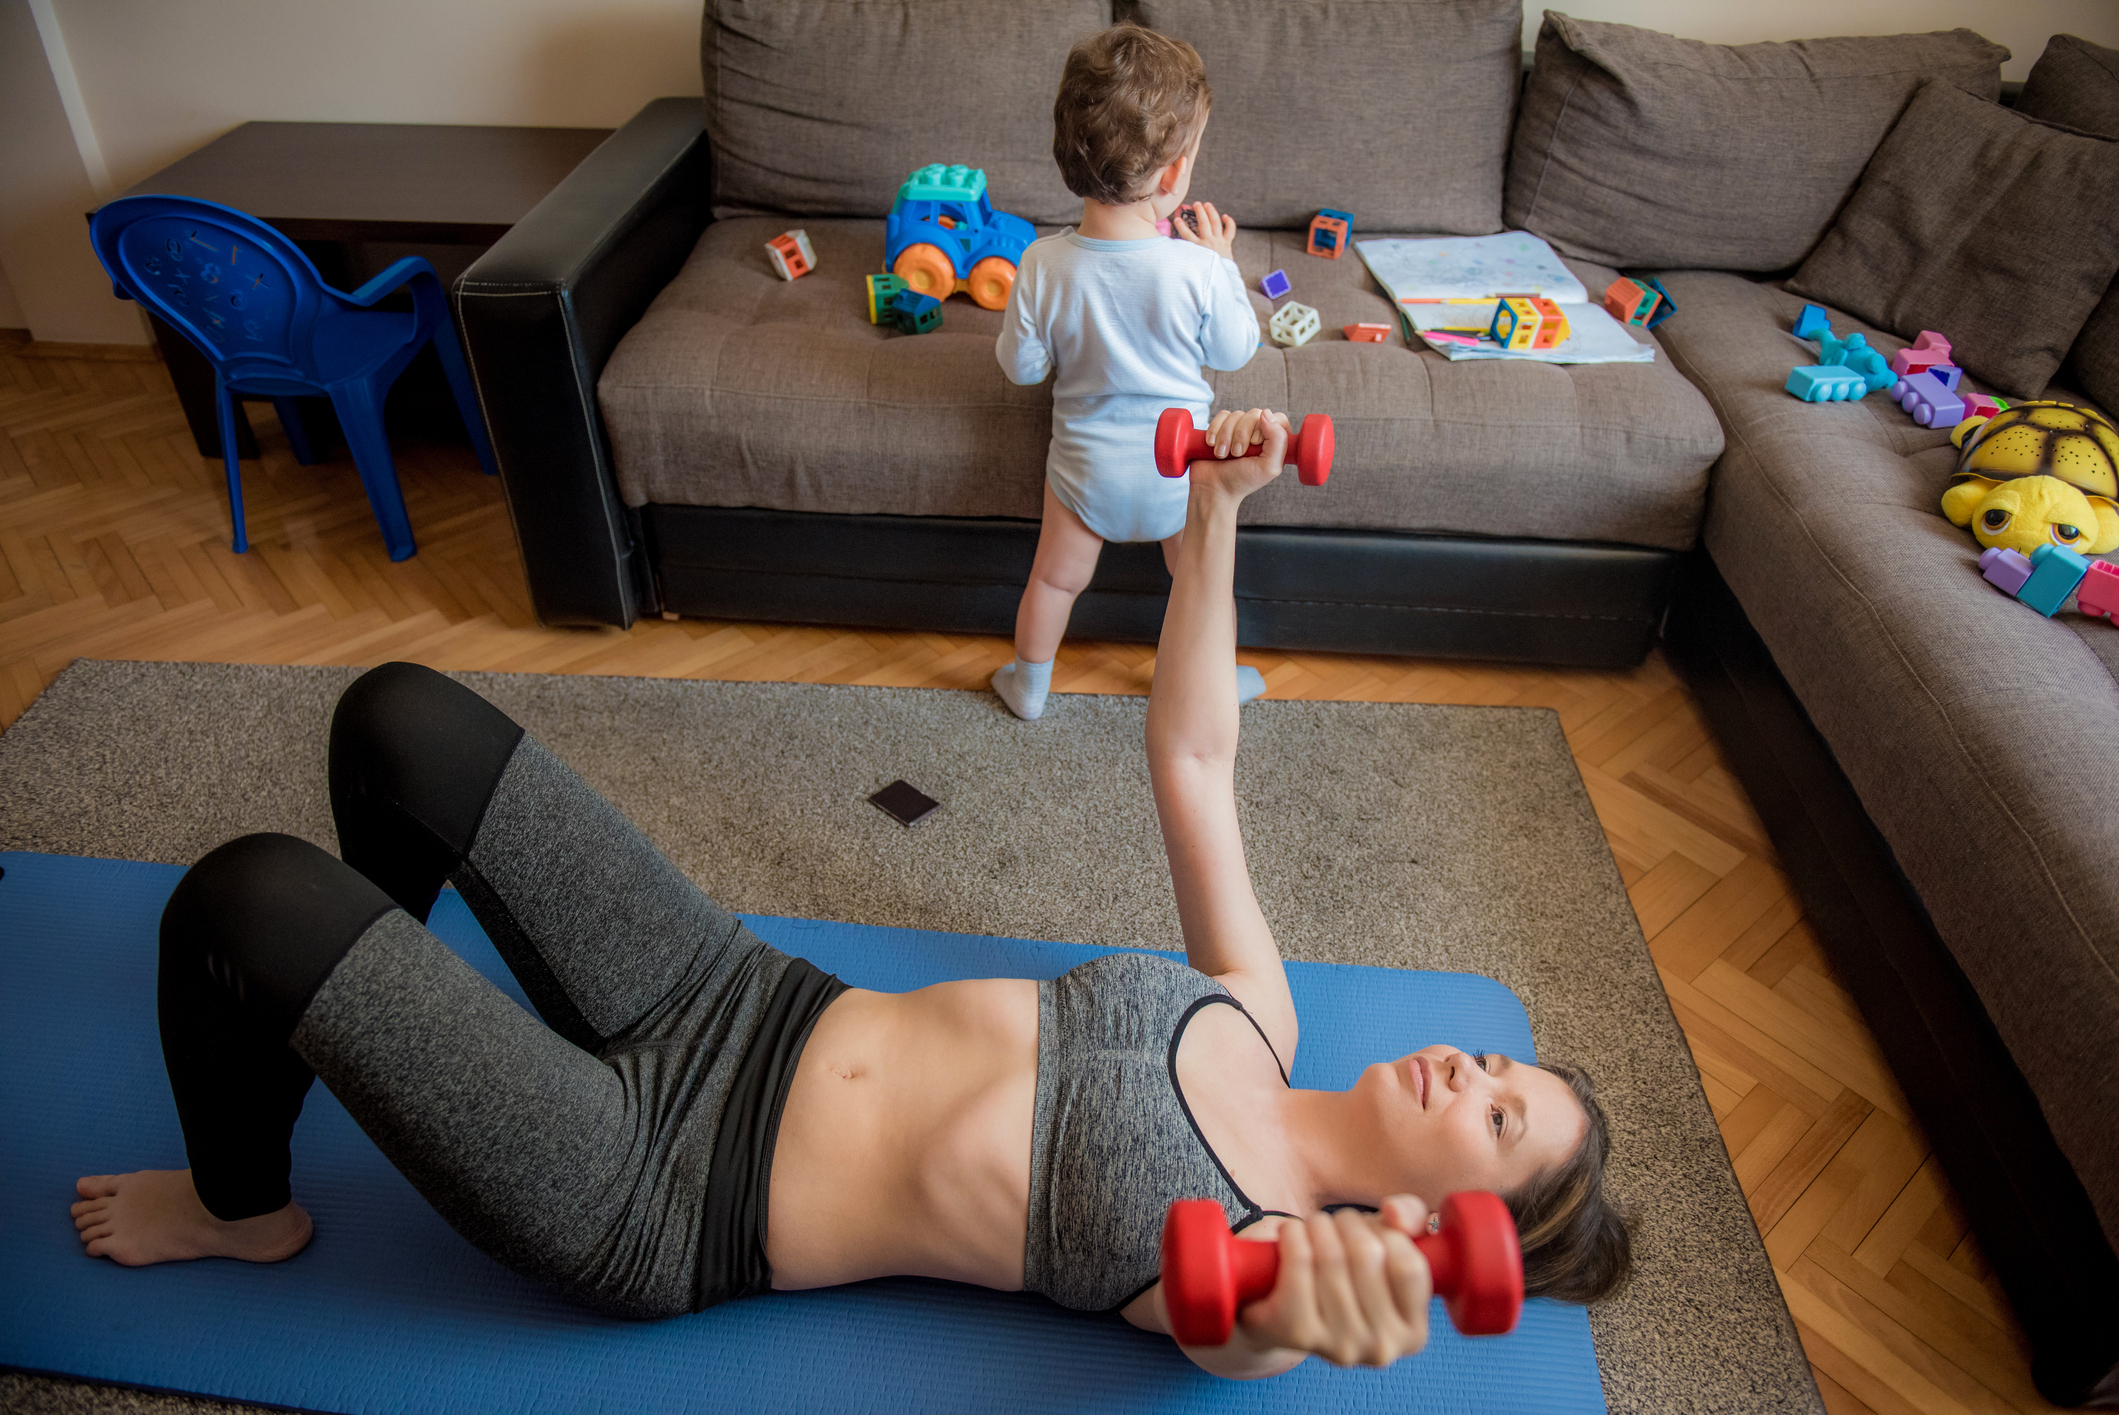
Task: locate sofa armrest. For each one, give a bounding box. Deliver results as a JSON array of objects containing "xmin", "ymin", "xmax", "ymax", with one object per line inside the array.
[{"xmin": 458, "ymin": 96, "xmax": 711, "ymax": 628}]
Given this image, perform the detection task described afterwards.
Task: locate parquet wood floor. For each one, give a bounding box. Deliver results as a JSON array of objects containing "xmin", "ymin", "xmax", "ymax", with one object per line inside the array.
[{"xmin": 0, "ymin": 330, "xmax": 2064, "ymax": 1413}]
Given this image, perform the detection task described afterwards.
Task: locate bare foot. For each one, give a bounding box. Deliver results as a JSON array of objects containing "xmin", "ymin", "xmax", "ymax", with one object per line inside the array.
[{"xmin": 71, "ymin": 1170, "xmax": 312, "ymax": 1266}]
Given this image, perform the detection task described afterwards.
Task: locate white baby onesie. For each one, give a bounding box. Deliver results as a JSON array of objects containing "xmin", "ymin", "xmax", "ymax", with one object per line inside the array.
[{"xmin": 996, "ymin": 231, "xmax": 1260, "ymax": 543}]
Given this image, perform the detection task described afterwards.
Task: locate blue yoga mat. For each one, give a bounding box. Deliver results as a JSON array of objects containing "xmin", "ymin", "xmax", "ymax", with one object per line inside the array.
[{"xmin": 0, "ymin": 851, "xmax": 1605, "ymax": 1414}]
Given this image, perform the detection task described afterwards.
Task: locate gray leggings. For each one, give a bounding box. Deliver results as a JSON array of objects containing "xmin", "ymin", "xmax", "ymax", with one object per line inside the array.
[{"xmin": 159, "ymin": 664, "xmax": 829, "ymax": 1318}]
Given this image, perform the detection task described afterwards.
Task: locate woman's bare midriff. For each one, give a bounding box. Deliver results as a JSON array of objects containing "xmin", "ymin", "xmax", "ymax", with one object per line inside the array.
[{"xmin": 765, "ymin": 977, "xmax": 1040, "ymax": 1292}]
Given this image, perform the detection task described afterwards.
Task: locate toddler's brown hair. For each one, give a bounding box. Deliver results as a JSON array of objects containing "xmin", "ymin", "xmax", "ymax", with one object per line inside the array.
[{"xmin": 1052, "ymin": 25, "xmax": 1211, "ymax": 207}]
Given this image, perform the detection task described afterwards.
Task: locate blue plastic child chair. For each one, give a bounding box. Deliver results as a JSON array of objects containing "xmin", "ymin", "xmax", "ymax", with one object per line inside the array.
[{"xmin": 89, "ymin": 194, "xmax": 499, "ymax": 562}]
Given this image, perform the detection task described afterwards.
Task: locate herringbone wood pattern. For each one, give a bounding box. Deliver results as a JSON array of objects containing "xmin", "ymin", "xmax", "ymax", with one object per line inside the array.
[{"xmin": 0, "ymin": 330, "xmax": 2063, "ymax": 1413}]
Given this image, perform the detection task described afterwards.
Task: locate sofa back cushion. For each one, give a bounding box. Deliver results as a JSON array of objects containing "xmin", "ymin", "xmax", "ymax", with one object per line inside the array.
[
  {"xmin": 1785, "ymin": 79, "xmax": 2119, "ymax": 400},
  {"xmin": 701, "ymin": 0, "xmax": 1109, "ymax": 225},
  {"xmin": 2016, "ymin": 34, "xmax": 2119, "ymax": 415},
  {"xmin": 1503, "ymin": 13, "xmax": 2007, "ymax": 272},
  {"xmin": 1130, "ymin": 0, "xmax": 1520, "ymax": 233}
]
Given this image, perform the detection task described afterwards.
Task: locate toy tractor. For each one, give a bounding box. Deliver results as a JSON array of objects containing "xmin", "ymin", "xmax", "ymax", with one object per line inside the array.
[{"xmin": 884, "ymin": 164, "xmax": 1036, "ymax": 311}]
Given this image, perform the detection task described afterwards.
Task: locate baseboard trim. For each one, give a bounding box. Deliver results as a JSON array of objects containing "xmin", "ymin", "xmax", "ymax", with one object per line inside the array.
[{"xmin": 1, "ymin": 330, "xmax": 162, "ymax": 362}]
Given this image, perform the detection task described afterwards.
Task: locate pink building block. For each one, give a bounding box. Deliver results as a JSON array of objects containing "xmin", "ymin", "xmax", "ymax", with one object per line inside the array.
[
  {"xmin": 1980, "ymin": 546, "xmax": 2033, "ymax": 596},
  {"xmin": 1909, "ymin": 330, "xmax": 1952, "ymax": 363},
  {"xmin": 2079, "ymin": 560, "xmax": 2119, "ymax": 620},
  {"xmin": 1961, "ymin": 392, "xmax": 2003, "ymax": 420}
]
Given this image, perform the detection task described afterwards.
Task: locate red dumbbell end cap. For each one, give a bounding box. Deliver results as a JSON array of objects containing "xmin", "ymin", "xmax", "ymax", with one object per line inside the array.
[
  {"xmin": 1162, "ymin": 1199, "xmax": 1240, "ymax": 1346},
  {"xmin": 1295, "ymin": 415, "xmax": 1334, "ymax": 487},
  {"xmin": 1155, "ymin": 407, "xmax": 1195, "ymax": 479},
  {"xmin": 1436, "ymin": 1191, "xmax": 1524, "ymax": 1335}
]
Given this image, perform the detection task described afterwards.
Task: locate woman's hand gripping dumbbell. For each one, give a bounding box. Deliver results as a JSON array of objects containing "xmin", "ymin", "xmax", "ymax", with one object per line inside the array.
[
  {"xmin": 1160, "ymin": 1190, "xmax": 1524, "ymax": 1349},
  {"xmin": 1155, "ymin": 407, "xmax": 1335, "ymax": 486}
]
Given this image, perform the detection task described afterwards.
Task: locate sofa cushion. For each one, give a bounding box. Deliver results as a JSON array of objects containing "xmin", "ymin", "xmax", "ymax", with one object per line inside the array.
[
  {"xmin": 2016, "ymin": 32, "xmax": 2119, "ymax": 134},
  {"xmin": 2016, "ymin": 34, "xmax": 2119, "ymax": 419},
  {"xmin": 1647, "ymin": 267, "xmax": 2119, "ymax": 1257},
  {"xmin": 598, "ymin": 218, "xmax": 1725, "ymax": 552},
  {"xmin": 1130, "ymin": 0, "xmax": 1519, "ymax": 234},
  {"xmin": 1787, "ymin": 80, "xmax": 2119, "ymax": 401},
  {"xmin": 700, "ymin": 0, "xmax": 1107, "ymax": 225},
  {"xmin": 1503, "ymin": 14, "xmax": 2007, "ymax": 273}
]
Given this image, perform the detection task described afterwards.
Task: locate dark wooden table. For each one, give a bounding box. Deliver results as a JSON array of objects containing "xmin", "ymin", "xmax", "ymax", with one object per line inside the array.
[{"xmin": 105, "ymin": 121, "xmax": 612, "ymax": 458}]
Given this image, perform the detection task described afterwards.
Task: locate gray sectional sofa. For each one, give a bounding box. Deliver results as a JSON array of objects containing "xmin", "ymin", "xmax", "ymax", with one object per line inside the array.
[{"xmin": 457, "ymin": 4, "xmax": 2119, "ymax": 1403}]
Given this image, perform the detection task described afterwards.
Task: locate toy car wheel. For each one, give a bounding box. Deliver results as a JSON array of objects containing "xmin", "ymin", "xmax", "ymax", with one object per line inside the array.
[
  {"xmin": 966, "ymin": 257, "xmax": 1016, "ymax": 311},
  {"xmin": 892, "ymin": 244, "xmax": 957, "ymax": 302}
]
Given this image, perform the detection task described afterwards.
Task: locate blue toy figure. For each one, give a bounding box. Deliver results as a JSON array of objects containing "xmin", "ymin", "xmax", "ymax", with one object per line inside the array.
[
  {"xmin": 89, "ymin": 195, "xmax": 497, "ymax": 561},
  {"xmin": 888, "ymin": 288, "xmax": 944, "ymax": 335},
  {"xmin": 1814, "ymin": 329, "xmax": 1893, "ymax": 394},
  {"xmin": 884, "ymin": 165, "xmax": 1036, "ymax": 312}
]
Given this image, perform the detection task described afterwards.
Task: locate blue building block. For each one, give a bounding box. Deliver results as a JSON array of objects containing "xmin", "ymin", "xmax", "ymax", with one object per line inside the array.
[
  {"xmin": 1260, "ymin": 269, "xmax": 1291, "ymax": 300},
  {"xmin": 2019, "ymin": 544, "xmax": 2092, "ymax": 616},
  {"xmin": 889, "ymin": 288, "xmax": 943, "ymax": 334},
  {"xmin": 1786, "ymin": 364, "xmax": 1867, "ymax": 401},
  {"xmin": 1929, "ymin": 362, "xmax": 1964, "ymax": 393},
  {"xmin": 1793, "ymin": 304, "xmax": 1832, "ymax": 341},
  {"xmin": 1639, "ymin": 276, "xmax": 1676, "ymax": 329}
]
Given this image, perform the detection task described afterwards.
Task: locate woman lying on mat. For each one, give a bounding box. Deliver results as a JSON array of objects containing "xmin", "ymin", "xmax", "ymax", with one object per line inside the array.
[{"xmin": 71, "ymin": 409, "xmax": 1629, "ymax": 1379}]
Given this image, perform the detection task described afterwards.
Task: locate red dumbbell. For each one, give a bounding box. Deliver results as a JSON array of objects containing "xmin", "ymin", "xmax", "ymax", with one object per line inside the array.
[
  {"xmin": 1154, "ymin": 407, "xmax": 1334, "ymax": 486},
  {"xmin": 1160, "ymin": 1190, "xmax": 1524, "ymax": 1348}
]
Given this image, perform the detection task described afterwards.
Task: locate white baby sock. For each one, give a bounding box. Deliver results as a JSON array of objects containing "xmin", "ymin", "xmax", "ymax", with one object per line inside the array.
[
  {"xmin": 1237, "ymin": 665, "xmax": 1267, "ymax": 705},
  {"xmin": 992, "ymin": 657, "xmax": 1054, "ymax": 720}
]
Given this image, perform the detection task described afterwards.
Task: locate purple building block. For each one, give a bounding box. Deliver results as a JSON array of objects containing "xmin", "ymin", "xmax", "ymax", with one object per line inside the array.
[
  {"xmin": 1260, "ymin": 269, "xmax": 1291, "ymax": 299},
  {"xmin": 1793, "ymin": 304, "xmax": 1832, "ymax": 341},
  {"xmin": 2020, "ymin": 543, "xmax": 2092, "ymax": 616},
  {"xmin": 1786, "ymin": 364, "xmax": 1866, "ymax": 401},
  {"xmin": 1896, "ymin": 370, "xmax": 1966, "ymax": 428},
  {"xmin": 1980, "ymin": 546, "xmax": 2033, "ymax": 596}
]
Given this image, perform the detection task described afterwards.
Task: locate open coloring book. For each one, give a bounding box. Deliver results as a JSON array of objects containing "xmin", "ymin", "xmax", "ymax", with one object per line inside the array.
[{"xmin": 1354, "ymin": 232, "xmax": 1654, "ymax": 364}]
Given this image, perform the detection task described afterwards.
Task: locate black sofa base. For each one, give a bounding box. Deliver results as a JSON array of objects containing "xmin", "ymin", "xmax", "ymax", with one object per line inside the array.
[
  {"xmin": 641, "ymin": 505, "xmax": 1680, "ymax": 668},
  {"xmin": 1664, "ymin": 550, "xmax": 2119, "ymax": 1409}
]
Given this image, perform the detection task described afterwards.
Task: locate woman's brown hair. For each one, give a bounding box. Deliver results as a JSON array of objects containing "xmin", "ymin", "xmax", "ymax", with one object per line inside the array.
[
  {"xmin": 1505, "ymin": 1061, "xmax": 1632, "ymax": 1304},
  {"xmin": 1052, "ymin": 25, "xmax": 1211, "ymax": 206}
]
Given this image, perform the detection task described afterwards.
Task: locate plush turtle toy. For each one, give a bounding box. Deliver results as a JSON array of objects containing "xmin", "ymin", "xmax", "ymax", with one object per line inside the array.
[{"xmin": 1941, "ymin": 401, "xmax": 2119, "ymax": 557}]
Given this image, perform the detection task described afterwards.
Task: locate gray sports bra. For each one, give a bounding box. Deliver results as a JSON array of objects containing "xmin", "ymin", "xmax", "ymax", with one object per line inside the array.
[{"xmin": 1022, "ymin": 951, "xmax": 1291, "ymax": 1311}]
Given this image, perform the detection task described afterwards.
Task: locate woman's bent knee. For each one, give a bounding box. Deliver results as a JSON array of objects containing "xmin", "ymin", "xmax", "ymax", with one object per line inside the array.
[
  {"xmin": 329, "ymin": 663, "xmax": 524, "ymax": 860},
  {"xmin": 161, "ymin": 833, "xmax": 398, "ymax": 1042}
]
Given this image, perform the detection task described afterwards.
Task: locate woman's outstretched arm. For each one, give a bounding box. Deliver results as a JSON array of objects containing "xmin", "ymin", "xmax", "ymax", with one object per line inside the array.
[{"xmin": 1147, "ymin": 407, "xmax": 1298, "ymax": 1061}]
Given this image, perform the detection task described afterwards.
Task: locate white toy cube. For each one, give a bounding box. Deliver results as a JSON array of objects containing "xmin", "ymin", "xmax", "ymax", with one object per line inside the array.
[
  {"xmin": 1269, "ymin": 301, "xmax": 1320, "ymax": 348},
  {"xmin": 765, "ymin": 229, "xmax": 817, "ymax": 281}
]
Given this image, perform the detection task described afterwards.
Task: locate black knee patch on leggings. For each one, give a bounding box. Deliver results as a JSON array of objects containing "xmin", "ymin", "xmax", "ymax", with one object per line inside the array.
[
  {"xmin": 330, "ymin": 661, "xmax": 523, "ymax": 921},
  {"xmin": 160, "ymin": 832, "xmax": 398, "ymax": 1220},
  {"xmin": 163, "ymin": 833, "xmax": 398, "ymax": 1043}
]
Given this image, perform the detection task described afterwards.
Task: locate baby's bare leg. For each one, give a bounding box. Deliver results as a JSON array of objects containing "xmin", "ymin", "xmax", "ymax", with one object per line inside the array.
[
  {"xmin": 1014, "ymin": 483, "xmax": 1104, "ymax": 664},
  {"xmin": 71, "ymin": 1170, "xmax": 310, "ymax": 1267}
]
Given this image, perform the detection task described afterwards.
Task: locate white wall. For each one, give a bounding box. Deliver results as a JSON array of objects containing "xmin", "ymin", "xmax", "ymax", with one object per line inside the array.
[
  {"xmin": 3, "ymin": 0, "xmax": 2114, "ymax": 345},
  {"xmin": 0, "ymin": 260, "xmax": 24, "ymax": 331},
  {"xmin": 1544, "ymin": 0, "xmax": 2118, "ymax": 76},
  {"xmin": 0, "ymin": 0, "xmax": 148, "ymax": 344}
]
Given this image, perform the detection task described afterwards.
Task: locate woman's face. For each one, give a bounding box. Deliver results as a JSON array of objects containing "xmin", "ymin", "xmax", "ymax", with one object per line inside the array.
[{"xmin": 1355, "ymin": 1046, "xmax": 1588, "ymax": 1202}]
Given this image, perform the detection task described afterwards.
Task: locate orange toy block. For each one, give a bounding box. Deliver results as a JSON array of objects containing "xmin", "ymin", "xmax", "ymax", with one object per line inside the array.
[
  {"xmin": 1343, "ymin": 322, "xmax": 1392, "ymax": 343},
  {"xmin": 1529, "ymin": 297, "xmax": 1570, "ymax": 350},
  {"xmin": 765, "ymin": 229, "xmax": 816, "ymax": 281},
  {"xmin": 1602, "ymin": 277, "xmax": 1660, "ymax": 327}
]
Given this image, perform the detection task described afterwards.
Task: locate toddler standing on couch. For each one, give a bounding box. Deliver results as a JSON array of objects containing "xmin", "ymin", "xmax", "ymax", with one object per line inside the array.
[{"xmin": 990, "ymin": 24, "xmax": 1265, "ymax": 721}]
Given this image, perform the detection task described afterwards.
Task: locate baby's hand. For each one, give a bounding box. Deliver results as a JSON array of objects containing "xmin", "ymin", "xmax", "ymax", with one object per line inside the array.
[{"xmin": 1172, "ymin": 201, "xmax": 1237, "ymax": 262}]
